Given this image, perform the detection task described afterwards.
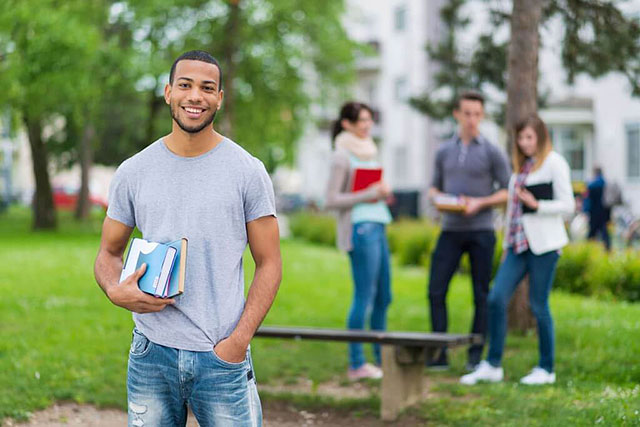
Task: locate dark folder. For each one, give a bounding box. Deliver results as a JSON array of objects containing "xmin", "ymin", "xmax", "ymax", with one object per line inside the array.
[{"xmin": 523, "ymin": 182, "xmax": 553, "ymax": 213}]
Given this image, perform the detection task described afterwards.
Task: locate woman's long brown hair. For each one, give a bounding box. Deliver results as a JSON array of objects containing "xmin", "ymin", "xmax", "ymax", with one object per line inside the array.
[{"xmin": 512, "ymin": 114, "xmax": 552, "ymax": 172}]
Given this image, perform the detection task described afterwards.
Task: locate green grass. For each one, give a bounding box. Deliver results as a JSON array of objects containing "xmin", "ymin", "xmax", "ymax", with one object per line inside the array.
[{"xmin": 1, "ymin": 206, "xmax": 640, "ymax": 425}]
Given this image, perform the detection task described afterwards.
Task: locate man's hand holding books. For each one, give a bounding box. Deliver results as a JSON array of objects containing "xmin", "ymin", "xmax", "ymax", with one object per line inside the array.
[{"xmin": 108, "ymin": 263, "xmax": 175, "ymax": 313}]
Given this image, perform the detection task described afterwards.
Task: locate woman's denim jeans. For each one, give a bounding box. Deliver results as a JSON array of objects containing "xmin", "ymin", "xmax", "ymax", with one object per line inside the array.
[
  {"xmin": 127, "ymin": 328, "xmax": 262, "ymax": 426},
  {"xmin": 347, "ymin": 222, "xmax": 392, "ymax": 369},
  {"xmin": 487, "ymin": 248, "xmax": 559, "ymax": 372}
]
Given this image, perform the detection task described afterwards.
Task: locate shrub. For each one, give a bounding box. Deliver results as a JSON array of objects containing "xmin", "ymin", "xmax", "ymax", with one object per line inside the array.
[
  {"xmin": 289, "ymin": 212, "xmax": 336, "ymax": 247},
  {"xmin": 554, "ymin": 242, "xmax": 605, "ymax": 295},
  {"xmin": 288, "ymin": 211, "xmax": 640, "ymax": 303},
  {"xmin": 387, "ymin": 220, "xmax": 440, "ymax": 267},
  {"xmin": 608, "ymin": 251, "xmax": 640, "ymax": 302}
]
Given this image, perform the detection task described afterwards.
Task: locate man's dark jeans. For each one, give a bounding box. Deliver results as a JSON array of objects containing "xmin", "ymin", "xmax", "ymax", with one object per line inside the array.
[{"xmin": 428, "ymin": 230, "xmax": 496, "ymax": 366}]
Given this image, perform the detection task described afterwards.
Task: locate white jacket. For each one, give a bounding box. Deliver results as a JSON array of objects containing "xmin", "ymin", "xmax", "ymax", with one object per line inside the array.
[{"xmin": 504, "ymin": 151, "xmax": 576, "ymax": 255}]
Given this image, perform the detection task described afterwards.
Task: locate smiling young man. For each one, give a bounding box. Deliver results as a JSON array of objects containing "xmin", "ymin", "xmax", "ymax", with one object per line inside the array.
[{"xmin": 94, "ymin": 50, "xmax": 281, "ymax": 426}]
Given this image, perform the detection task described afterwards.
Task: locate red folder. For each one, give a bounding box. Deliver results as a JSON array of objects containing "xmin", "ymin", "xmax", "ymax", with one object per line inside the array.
[{"xmin": 351, "ymin": 168, "xmax": 383, "ymax": 192}]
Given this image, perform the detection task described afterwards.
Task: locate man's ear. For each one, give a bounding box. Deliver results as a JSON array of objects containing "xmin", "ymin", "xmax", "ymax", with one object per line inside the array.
[
  {"xmin": 217, "ymin": 89, "xmax": 224, "ymax": 110},
  {"xmin": 164, "ymin": 83, "xmax": 171, "ymax": 105}
]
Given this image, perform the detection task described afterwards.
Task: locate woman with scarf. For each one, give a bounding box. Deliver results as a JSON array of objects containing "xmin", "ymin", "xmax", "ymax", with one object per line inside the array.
[
  {"xmin": 325, "ymin": 102, "xmax": 393, "ymax": 381},
  {"xmin": 460, "ymin": 114, "xmax": 575, "ymax": 386}
]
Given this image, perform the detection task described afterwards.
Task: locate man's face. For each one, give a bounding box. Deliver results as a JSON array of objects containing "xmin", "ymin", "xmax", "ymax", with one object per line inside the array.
[
  {"xmin": 453, "ymin": 99, "xmax": 484, "ymax": 137},
  {"xmin": 164, "ymin": 59, "xmax": 224, "ymax": 134}
]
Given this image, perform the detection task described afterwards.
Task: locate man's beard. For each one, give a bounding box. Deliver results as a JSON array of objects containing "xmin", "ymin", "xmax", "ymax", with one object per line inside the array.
[{"xmin": 170, "ymin": 103, "xmax": 218, "ymax": 134}]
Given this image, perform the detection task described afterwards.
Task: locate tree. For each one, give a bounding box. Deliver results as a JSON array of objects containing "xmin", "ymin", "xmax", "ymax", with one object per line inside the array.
[
  {"xmin": 0, "ymin": 0, "xmax": 358, "ymax": 228},
  {"xmin": 0, "ymin": 0, "xmax": 102, "ymax": 229},
  {"xmin": 121, "ymin": 0, "xmax": 357, "ymax": 170}
]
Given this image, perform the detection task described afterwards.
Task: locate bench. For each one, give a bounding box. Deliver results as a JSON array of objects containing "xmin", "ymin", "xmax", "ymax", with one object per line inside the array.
[{"xmin": 255, "ymin": 326, "xmax": 482, "ymax": 421}]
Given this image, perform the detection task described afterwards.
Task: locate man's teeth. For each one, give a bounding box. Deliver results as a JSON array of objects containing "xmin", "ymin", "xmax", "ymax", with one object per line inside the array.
[{"xmin": 185, "ymin": 107, "xmax": 203, "ymax": 113}]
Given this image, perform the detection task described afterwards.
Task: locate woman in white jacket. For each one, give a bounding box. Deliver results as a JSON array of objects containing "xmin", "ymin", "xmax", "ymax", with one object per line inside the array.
[{"xmin": 461, "ymin": 114, "xmax": 575, "ymax": 385}]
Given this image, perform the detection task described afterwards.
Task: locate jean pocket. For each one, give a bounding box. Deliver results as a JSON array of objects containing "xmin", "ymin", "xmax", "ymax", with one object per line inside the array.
[
  {"xmin": 211, "ymin": 348, "xmax": 248, "ymax": 369},
  {"xmin": 129, "ymin": 329, "xmax": 153, "ymax": 358}
]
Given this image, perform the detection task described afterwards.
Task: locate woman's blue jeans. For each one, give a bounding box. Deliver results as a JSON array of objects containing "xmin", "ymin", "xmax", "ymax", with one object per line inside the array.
[
  {"xmin": 487, "ymin": 248, "xmax": 559, "ymax": 372},
  {"xmin": 347, "ymin": 222, "xmax": 392, "ymax": 369}
]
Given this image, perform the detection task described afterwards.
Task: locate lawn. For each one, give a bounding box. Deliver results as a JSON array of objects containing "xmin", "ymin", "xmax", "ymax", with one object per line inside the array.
[{"xmin": 1, "ymin": 207, "xmax": 639, "ymax": 425}]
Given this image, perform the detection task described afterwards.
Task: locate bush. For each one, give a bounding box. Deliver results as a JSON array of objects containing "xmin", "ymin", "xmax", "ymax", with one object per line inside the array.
[
  {"xmin": 289, "ymin": 211, "xmax": 640, "ymax": 303},
  {"xmin": 606, "ymin": 251, "xmax": 640, "ymax": 302},
  {"xmin": 289, "ymin": 212, "xmax": 336, "ymax": 247},
  {"xmin": 554, "ymin": 242, "xmax": 605, "ymax": 295},
  {"xmin": 387, "ymin": 220, "xmax": 440, "ymax": 267}
]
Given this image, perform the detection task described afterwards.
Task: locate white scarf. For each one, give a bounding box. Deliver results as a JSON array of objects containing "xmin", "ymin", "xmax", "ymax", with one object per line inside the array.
[{"xmin": 335, "ymin": 131, "xmax": 378, "ymax": 161}]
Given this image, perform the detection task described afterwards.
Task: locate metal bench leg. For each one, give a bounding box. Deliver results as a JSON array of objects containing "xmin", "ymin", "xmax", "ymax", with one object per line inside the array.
[{"xmin": 380, "ymin": 345, "xmax": 426, "ymax": 421}]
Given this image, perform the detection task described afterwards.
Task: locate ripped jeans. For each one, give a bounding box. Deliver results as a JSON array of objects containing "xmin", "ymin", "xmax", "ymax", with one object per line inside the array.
[{"xmin": 127, "ymin": 328, "xmax": 262, "ymax": 427}]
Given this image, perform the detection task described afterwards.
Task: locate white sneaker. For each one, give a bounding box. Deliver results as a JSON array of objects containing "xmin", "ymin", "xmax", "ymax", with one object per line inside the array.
[
  {"xmin": 520, "ymin": 367, "xmax": 555, "ymax": 385},
  {"xmin": 459, "ymin": 361, "xmax": 504, "ymax": 385}
]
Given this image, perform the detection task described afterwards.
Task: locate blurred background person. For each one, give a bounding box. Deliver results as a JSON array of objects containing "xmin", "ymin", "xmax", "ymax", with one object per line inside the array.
[
  {"xmin": 325, "ymin": 102, "xmax": 393, "ymax": 381},
  {"xmin": 427, "ymin": 91, "xmax": 510, "ymax": 371},
  {"xmin": 584, "ymin": 166, "xmax": 611, "ymax": 250},
  {"xmin": 461, "ymin": 114, "xmax": 575, "ymax": 386}
]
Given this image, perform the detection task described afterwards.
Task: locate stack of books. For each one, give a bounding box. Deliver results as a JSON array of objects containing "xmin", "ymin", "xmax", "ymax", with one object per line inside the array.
[
  {"xmin": 120, "ymin": 238, "xmax": 188, "ymax": 298},
  {"xmin": 434, "ymin": 194, "xmax": 466, "ymax": 212}
]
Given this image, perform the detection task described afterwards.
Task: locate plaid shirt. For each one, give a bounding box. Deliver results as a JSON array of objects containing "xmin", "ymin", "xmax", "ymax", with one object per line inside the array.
[{"xmin": 507, "ymin": 159, "xmax": 534, "ymax": 254}]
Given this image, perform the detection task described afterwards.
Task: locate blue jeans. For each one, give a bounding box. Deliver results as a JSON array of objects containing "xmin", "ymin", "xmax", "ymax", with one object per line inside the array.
[
  {"xmin": 347, "ymin": 222, "xmax": 392, "ymax": 369},
  {"xmin": 127, "ymin": 329, "xmax": 262, "ymax": 426},
  {"xmin": 487, "ymin": 248, "xmax": 559, "ymax": 372}
]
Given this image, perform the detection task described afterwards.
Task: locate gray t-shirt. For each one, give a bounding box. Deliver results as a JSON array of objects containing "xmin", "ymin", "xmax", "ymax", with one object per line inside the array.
[
  {"xmin": 431, "ymin": 134, "xmax": 510, "ymax": 231},
  {"xmin": 107, "ymin": 138, "xmax": 276, "ymax": 351}
]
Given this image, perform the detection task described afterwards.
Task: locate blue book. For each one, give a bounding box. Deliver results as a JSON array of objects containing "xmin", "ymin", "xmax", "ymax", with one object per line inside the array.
[{"xmin": 120, "ymin": 237, "xmax": 188, "ymax": 298}]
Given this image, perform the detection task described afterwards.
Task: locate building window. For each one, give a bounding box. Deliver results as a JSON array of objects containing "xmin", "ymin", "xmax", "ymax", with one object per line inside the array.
[
  {"xmin": 394, "ymin": 77, "xmax": 408, "ymax": 102},
  {"xmin": 549, "ymin": 126, "xmax": 587, "ymax": 181},
  {"xmin": 627, "ymin": 123, "xmax": 640, "ymax": 179},
  {"xmin": 394, "ymin": 5, "xmax": 406, "ymax": 31}
]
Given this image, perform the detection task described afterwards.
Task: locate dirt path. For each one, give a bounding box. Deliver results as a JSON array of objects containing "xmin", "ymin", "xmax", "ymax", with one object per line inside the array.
[
  {"xmin": 3, "ymin": 379, "xmax": 436, "ymax": 426},
  {"xmin": 2, "ymin": 401, "xmax": 426, "ymax": 427}
]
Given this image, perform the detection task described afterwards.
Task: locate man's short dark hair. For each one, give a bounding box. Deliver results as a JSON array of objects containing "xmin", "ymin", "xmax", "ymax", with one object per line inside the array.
[
  {"xmin": 454, "ymin": 90, "xmax": 485, "ymax": 109},
  {"xmin": 169, "ymin": 50, "xmax": 223, "ymax": 90}
]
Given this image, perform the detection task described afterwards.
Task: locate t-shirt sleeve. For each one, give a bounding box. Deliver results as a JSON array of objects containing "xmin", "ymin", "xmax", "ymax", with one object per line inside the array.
[
  {"xmin": 491, "ymin": 146, "xmax": 511, "ymax": 190},
  {"xmin": 244, "ymin": 159, "xmax": 277, "ymax": 223},
  {"xmin": 431, "ymin": 148, "xmax": 444, "ymax": 190},
  {"xmin": 106, "ymin": 161, "xmax": 136, "ymax": 227}
]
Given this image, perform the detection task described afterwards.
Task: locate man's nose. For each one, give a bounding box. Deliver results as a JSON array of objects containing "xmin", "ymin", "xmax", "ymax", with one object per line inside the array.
[{"xmin": 187, "ymin": 87, "xmax": 203, "ymax": 102}]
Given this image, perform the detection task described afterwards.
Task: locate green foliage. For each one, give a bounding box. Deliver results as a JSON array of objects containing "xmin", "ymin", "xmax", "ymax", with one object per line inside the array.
[
  {"xmin": 108, "ymin": 0, "xmax": 357, "ymax": 168},
  {"xmin": 409, "ymin": 0, "xmax": 507, "ymax": 122},
  {"xmin": 291, "ymin": 212, "xmax": 640, "ymax": 303},
  {"xmin": 387, "ymin": 220, "xmax": 440, "ymax": 267},
  {"xmin": 288, "ymin": 211, "xmax": 336, "ymax": 247},
  {"xmin": 553, "ymin": 241, "xmax": 606, "ymax": 296}
]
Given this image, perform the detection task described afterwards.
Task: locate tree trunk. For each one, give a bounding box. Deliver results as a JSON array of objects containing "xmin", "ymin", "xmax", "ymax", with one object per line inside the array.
[
  {"xmin": 24, "ymin": 113, "xmax": 56, "ymax": 230},
  {"xmin": 505, "ymin": 0, "xmax": 545, "ymax": 333},
  {"xmin": 218, "ymin": 0, "xmax": 241, "ymax": 138},
  {"xmin": 75, "ymin": 124, "xmax": 95, "ymax": 220}
]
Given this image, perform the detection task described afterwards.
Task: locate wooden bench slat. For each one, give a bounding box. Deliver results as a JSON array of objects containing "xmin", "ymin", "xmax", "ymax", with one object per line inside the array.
[{"xmin": 255, "ymin": 326, "xmax": 481, "ymax": 347}]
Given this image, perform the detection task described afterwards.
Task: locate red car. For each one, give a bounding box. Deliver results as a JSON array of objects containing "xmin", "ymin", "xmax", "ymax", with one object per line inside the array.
[{"xmin": 52, "ymin": 187, "xmax": 108, "ymax": 211}]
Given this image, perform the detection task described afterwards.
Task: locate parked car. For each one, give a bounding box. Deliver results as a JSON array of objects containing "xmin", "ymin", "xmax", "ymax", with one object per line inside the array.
[{"xmin": 52, "ymin": 187, "xmax": 108, "ymax": 211}]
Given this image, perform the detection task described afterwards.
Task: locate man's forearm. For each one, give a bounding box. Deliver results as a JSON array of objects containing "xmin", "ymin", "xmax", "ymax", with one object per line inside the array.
[
  {"xmin": 428, "ymin": 186, "xmax": 443, "ymax": 200},
  {"xmin": 230, "ymin": 259, "xmax": 282, "ymax": 347},
  {"xmin": 477, "ymin": 189, "xmax": 508, "ymax": 209},
  {"xmin": 94, "ymin": 250, "xmax": 123, "ymax": 299}
]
